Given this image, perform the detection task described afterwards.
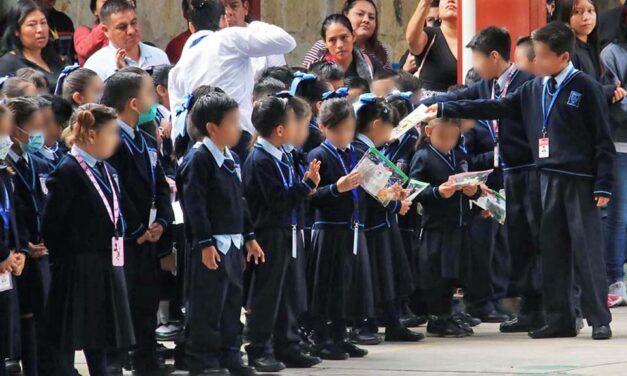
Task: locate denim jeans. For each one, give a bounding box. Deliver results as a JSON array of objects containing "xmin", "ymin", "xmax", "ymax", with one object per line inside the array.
[{"xmin": 605, "ymin": 152, "xmax": 627, "ymax": 283}]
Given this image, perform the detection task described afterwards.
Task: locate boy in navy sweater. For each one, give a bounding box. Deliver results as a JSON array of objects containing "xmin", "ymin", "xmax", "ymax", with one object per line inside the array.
[
  {"xmin": 420, "ymin": 27, "xmax": 541, "ymax": 329},
  {"xmin": 424, "ymin": 22, "xmax": 615, "ymax": 340}
]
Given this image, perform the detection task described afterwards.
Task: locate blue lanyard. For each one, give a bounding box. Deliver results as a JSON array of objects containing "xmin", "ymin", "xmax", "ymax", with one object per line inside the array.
[
  {"xmin": 121, "ymin": 131, "xmax": 156, "ymax": 195},
  {"xmin": 322, "ymin": 141, "xmax": 359, "ymax": 224},
  {"xmin": 541, "ymin": 67, "xmax": 577, "ymax": 136},
  {"xmin": 0, "ymin": 180, "xmax": 10, "ymax": 247},
  {"xmin": 273, "ymin": 157, "xmax": 298, "ymax": 226}
]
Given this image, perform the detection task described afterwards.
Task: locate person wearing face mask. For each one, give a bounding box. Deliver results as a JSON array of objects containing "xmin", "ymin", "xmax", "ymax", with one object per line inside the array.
[
  {"xmin": 101, "ymin": 71, "xmax": 174, "ymax": 376},
  {"xmin": 84, "ymin": 0, "xmax": 170, "ymax": 81},
  {"xmin": 5, "ymin": 97, "xmax": 53, "ymax": 376}
]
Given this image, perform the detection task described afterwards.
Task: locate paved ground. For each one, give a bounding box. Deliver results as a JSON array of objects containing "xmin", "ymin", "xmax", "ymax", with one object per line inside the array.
[{"xmin": 75, "ymin": 306, "xmax": 627, "ymax": 375}]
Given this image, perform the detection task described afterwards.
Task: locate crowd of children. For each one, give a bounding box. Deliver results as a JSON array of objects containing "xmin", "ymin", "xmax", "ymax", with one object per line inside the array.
[{"xmin": 0, "ymin": 0, "xmax": 622, "ymax": 375}]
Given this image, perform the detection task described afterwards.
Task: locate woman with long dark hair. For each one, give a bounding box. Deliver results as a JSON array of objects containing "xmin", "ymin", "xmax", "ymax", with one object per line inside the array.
[
  {"xmin": 0, "ymin": 0, "xmax": 63, "ymax": 92},
  {"xmin": 302, "ymin": 0, "xmax": 391, "ymax": 70}
]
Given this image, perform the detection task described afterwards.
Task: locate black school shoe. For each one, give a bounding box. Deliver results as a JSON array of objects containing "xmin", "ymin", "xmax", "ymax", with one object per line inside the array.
[
  {"xmin": 384, "ymin": 326, "xmax": 425, "ymax": 342},
  {"xmin": 315, "ymin": 342, "xmax": 349, "ymax": 360},
  {"xmin": 107, "ymin": 363, "xmax": 123, "ymax": 376},
  {"xmin": 592, "ymin": 325, "xmax": 612, "ymax": 340},
  {"xmin": 340, "ymin": 341, "xmax": 368, "ymax": 357},
  {"xmin": 248, "ymin": 355, "xmax": 286, "ymax": 373},
  {"xmin": 5, "ymin": 360, "xmax": 21, "ymax": 375},
  {"xmin": 189, "ymin": 368, "xmax": 230, "ymax": 376},
  {"xmin": 275, "ymin": 348, "xmax": 322, "ymax": 368},
  {"xmin": 349, "ymin": 327, "xmax": 383, "ymax": 345},
  {"xmin": 453, "ymin": 312, "xmax": 481, "ymax": 327},
  {"xmin": 528, "ymin": 325, "xmax": 577, "ymax": 339},
  {"xmin": 500, "ymin": 314, "xmax": 544, "ymax": 333},
  {"xmin": 427, "ymin": 316, "xmax": 467, "ymax": 338},
  {"xmin": 450, "ymin": 316, "xmax": 474, "ymax": 336}
]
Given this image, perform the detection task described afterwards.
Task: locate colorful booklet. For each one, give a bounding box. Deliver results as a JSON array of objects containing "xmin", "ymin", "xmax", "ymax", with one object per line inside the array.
[
  {"xmin": 391, "ymin": 104, "xmax": 429, "ymax": 140},
  {"xmin": 448, "ymin": 169, "xmax": 493, "ymax": 188},
  {"xmin": 472, "ymin": 188, "xmax": 506, "ymax": 224},
  {"xmin": 353, "ymin": 147, "xmax": 409, "ymax": 206}
]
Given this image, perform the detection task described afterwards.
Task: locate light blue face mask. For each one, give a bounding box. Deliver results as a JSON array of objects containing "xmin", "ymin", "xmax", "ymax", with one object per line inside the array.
[
  {"xmin": 138, "ymin": 104, "xmax": 158, "ymax": 124},
  {"xmin": 18, "ymin": 129, "xmax": 45, "ymax": 154}
]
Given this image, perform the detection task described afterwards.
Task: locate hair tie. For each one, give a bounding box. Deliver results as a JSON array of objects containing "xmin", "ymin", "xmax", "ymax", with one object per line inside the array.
[
  {"xmin": 289, "ymin": 71, "xmax": 318, "ymax": 96},
  {"xmin": 353, "ymin": 93, "xmax": 377, "ymax": 114},
  {"xmin": 321, "ymin": 86, "xmax": 349, "ymax": 100},
  {"xmin": 273, "ymin": 90, "xmax": 294, "ymax": 99},
  {"xmin": 54, "ymin": 64, "xmax": 80, "ymax": 96}
]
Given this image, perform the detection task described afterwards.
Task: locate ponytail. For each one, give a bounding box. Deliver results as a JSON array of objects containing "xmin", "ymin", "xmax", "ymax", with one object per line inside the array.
[{"xmin": 63, "ymin": 104, "xmax": 117, "ymax": 147}]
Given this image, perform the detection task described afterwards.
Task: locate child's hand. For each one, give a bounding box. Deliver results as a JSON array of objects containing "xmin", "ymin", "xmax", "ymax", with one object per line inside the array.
[
  {"xmin": 0, "ymin": 252, "xmax": 17, "ymax": 274},
  {"xmin": 438, "ymin": 183, "xmax": 456, "ymax": 199},
  {"xmin": 462, "ymin": 185, "xmax": 479, "ymax": 197},
  {"xmin": 12, "ymin": 252, "xmax": 25, "ymax": 276},
  {"xmin": 305, "ymin": 159, "xmax": 321, "ymax": 187},
  {"xmin": 148, "ymin": 223, "xmax": 165, "ymax": 243},
  {"xmin": 398, "ymin": 199, "xmax": 412, "ymax": 216},
  {"xmin": 423, "ymin": 104, "xmax": 439, "ymax": 122},
  {"xmin": 137, "ymin": 230, "xmax": 152, "ymax": 245},
  {"xmin": 389, "ymin": 184, "xmax": 409, "ymax": 200},
  {"xmin": 595, "ymin": 196, "xmax": 610, "ymax": 207},
  {"xmin": 115, "ymin": 48, "xmax": 128, "ymax": 70},
  {"xmin": 201, "ymin": 246, "xmax": 221, "ymax": 270},
  {"xmin": 246, "ymin": 240, "xmax": 265, "ymax": 265},
  {"xmin": 160, "ymin": 118, "xmax": 172, "ymax": 139},
  {"xmin": 160, "ymin": 254, "xmax": 176, "ymax": 272},
  {"xmin": 337, "ymin": 171, "xmax": 361, "ymax": 193},
  {"xmin": 28, "ymin": 243, "xmax": 48, "ymax": 258},
  {"xmin": 612, "ymin": 83, "xmax": 626, "ymax": 104}
]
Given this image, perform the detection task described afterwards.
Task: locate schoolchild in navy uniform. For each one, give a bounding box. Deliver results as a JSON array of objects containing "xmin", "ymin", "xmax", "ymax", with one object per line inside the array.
[
  {"xmin": 306, "ymin": 98, "xmax": 373, "ymax": 360},
  {"xmin": 409, "ymin": 117, "xmax": 482, "ymax": 338},
  {"xmin": 0, "ymin": 104, "xmax": 27, "ymax": 376},
  {"xmin": 383, "ymin": 92, "xmax": 425, "ymax": 328},
  {"xmin": 243, "ymin": 96, "xmax": 323, "ymax": 372},
  {"xmin": 42, "ymin": 104, "xmax": 135, "ymax": 376},
  {"xmin": 425, "ymin": 21, "xmax": 615, "ymax": 340},
  {"xmin": 100, "ymin": 71, "xmax": 175, "ymax": 375},
  {"xmin": 30, "ymin": 96, "xmax": 66, "ymax": 168},
  {"xmin": 419, "ymin": 26, "xmax": 542, "ymax": 330},
  {"xmin": 58, "ymin": 67, "xmax": 104, "ymax": 110},
  {"xmin": 351, "ymin": 94, "xmax": 422, "ymax": 343},
  {"xmin": 176, "ymin": 92, "xmax": 264, "ymax": 376},
  {"xmin": 45, "ymin": 95, "xmax": 72, "ymax": 158},
  {"xmin": 6, "ymin": 97, "xmax": 53, "ymax": 376},
  {"xmin": 289, "ymin": 72, "xmax": 331, "ymax": 153}
]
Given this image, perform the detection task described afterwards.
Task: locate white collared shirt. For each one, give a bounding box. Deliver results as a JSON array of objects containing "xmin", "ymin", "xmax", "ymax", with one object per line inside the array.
[
  {"xmin": 8, "ymin": 149, "xmax": 28, "ymax": 165},
  {"xmin": 356, "ymin": 133, "xmax": 376, "ymax": 148},
  {"xmin": 117, "ymin": 119, "xmax": 136, "ymax": 140},
  {"xmin": 201, "ymin": 136, "xmax": 242, "ymax": 255},
  {"xmin": 543, "ymin": 62, "xmax": 576, "ymax": 87},
  {"xmin": 72, "ymin": 145, "xmax": 100, "ymax": 168},
  {"xmin": 168, "ymin": 21, "xmax": 296, "ymax": 135},
  {"xmin": 496, "ymin": 63, "xmax": 517, "ymax": 91},
  {"xmin": 85, "ymin": 41, "xmax": 170, "ymax": 80},
  {"xmin": 256, "ymin": 137, "xmax": 284, "ymax": 160}
]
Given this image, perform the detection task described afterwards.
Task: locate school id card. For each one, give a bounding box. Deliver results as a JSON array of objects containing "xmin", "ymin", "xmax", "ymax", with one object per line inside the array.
[
  {"xmin": 112, "ymin": 237, "xmax": 124, "ymax": 267},
  {"xmin": 539, "ymin": 138, "xmax": 550, "ymax": 159},
  {"xmin": 0, "ymin": 271, "xmax": 12, "ymax": 292}
]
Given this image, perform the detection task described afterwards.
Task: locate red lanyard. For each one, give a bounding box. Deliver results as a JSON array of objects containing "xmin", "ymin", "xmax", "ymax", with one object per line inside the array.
[{"xmin": 71, "ymin": 147, "xmax": 120, "ymax": 233}]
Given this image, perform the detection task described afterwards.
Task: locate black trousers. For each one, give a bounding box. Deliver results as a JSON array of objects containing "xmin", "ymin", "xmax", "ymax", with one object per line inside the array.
[
  {"xmin": 539, "ymin": 172, "xmax": 611, "ymax": 328},
  {"xmin": 186, "ymin": 244, "xmax": 243, "ymax": 372},
  {"xmin": 246, "ymin": 229, "xmax": 306, "ymax": 358},
  {"xmin": 504, "ymin": 169, "xmax": 543, "ymax": 315},
  {"xmin": 465, "ymin": 217, "xmax": 510, "ymax": 312},
  {"xmin": 57, "ymin": 349, "xmax": 107, "ymax": 376}
]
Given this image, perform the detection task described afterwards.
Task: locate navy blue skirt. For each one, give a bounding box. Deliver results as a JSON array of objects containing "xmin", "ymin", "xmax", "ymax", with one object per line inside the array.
[
  {"xmin": 308, "ymin": 228, "xmax": 374, "ymax": 320},
  {"xmin": 418, "ymin": 227, "xmax": 471, "ymax": 290},
  {"xmin": 0, "ymin": 275, "xmax": 20, "ymax": 358},
  {"xmin": 16, "ymin": 255, "xmax": 50, "ymax": 315}
]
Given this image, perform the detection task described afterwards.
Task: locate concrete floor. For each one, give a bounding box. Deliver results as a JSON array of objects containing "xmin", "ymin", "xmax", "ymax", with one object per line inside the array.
[{"xmin": 75, "ymin": 306, "xmax": 627, "ymax": 375}]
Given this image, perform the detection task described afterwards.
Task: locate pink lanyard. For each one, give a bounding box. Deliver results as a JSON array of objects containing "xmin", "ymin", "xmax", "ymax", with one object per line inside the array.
[
  {"xmin": 490, "ymin": 68, "xmax": 518, "ymax": 138},
  {"xmin": 71, "ymin": 148, "xmax": 120, "ymax": 232}
]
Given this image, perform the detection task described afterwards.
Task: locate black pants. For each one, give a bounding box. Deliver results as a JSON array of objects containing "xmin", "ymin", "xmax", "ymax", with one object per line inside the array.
[
  {"xmin": 186, "ymin": 244, "xmax": 243, "ymax": 371},
  {"xmin": 246, "ymin": 229, "xmax": 306, "ymax": 358},
  {"xmin": 539, "ymin": 172, "xmax": 611, "ymax": 328},
  {"xmin": 466, "ymin": 218, "xmax": 510, "ymax": 312},
  {"xmin": 423, "ymin": 280, "xmax": 456, "ymax": 317},
  {"xmin": 505, "ymin": 169, "xmax": 543, "ymax": 315},
  {"xmin": 232, "ymin": 130, "xmax": 252, "ymax": 163},
  {"xmin": 57, "ymin": 349, "xmax": 107, "ymax": 376}
]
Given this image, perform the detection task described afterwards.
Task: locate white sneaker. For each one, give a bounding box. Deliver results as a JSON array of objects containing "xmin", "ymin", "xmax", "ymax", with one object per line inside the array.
[{"xmin": 609, "ymin": 281, "xmax": 627, "ymax": 302}]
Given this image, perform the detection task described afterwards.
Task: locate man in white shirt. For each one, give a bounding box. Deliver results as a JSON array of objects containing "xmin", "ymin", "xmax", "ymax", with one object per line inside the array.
[
  {"xmin": 169, "ymin": 0, "xmax": 296, "ymax": 161},
  {"xmin": 84, "ymin": 0, "xmax": 170, "ymax": 80}
]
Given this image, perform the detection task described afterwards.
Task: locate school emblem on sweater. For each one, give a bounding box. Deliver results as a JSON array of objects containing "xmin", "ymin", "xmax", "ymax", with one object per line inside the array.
[
  {"xmin": 39, "ymin": 174, "xmax": 48, "ymax": 196},
  {"xmin": 148, "ymin": 148, "xmax": 158, "ymax": 168},
  {"xmin": 567, "ymin": 91, "xmax": 582, "ymax": 108}
]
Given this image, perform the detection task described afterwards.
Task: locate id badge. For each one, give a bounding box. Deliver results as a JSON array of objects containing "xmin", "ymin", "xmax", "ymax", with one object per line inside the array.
[
  {"xmin": 353, "ymin": 222, "xmax": 359, "ymax": 255},
  {"xmin": 291, "ymin": 226, "xmax": 297, "ymax": 259},
  {"xmin": 148, "ymin": 148, "xmax": 158, "ymax": 168},
  {"xmin": 112, "ymin": 237, "xmax": 124, "ymax": 267},
  {"xmin": 493, "ymin": 144, "xmax": 500, "ymax": 168},
  {"xmin": 149, "ymin": 206, "xmax": 157, "ymax": 225},
  {"xmin": 539, "ymin": 138, "xmax": 550, "ymax": 159},
  {"xmin": 39, "ymin": 174, "xmax": 48, "ymax": 196},
  {"xmin": 0, "ymin": 272, "xmax": 12, "ymax": 292}
]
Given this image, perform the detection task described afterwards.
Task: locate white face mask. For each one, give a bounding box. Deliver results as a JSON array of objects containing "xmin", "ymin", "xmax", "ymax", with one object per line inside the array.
[{"xmin": 0, "ymin": 135, "xmax": 13, "ymax": 160}]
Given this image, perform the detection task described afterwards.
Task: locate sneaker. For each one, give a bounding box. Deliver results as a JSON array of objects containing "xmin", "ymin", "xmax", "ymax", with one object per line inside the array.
[
  {"xmin": 156, "ymin": 322, "xmax": 183, "ymax": 341},
  {"xmin": 608, "ymin": 294, "xmax": 624, "ymax": 308},
  {"xmin": 609, "ymin": 281, "xmax": 627, "ymax": 305},
  {"xmin": 449, "ymin": 317, "xmax": 474, "ymax": 336}
]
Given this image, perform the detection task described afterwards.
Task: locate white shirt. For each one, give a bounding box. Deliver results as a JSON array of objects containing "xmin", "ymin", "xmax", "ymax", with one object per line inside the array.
[
  {"xmin": 85, "ymin": 42, "xmax": 170, "ymax": 80},
  {"xmin": 247, "ymin": 22, "xmax": 287, "ymax": 79},
  {"xmin": 202, "ymin": 136, "xmax": 242, "ymax": 255},
  {"xmin": 496, "ymin": 63, "xmax": 517, "ymax": 92},
  {"xmin": 256, "ymin": 137, "xmax": 284, "ymax": 160},
  {"xmin": 543, "ymin": 62, "xmax": 576, "ymax": 87},
  {"xmin": 168, "ymin": 22, "xmax": 296, "ymax": 135}
]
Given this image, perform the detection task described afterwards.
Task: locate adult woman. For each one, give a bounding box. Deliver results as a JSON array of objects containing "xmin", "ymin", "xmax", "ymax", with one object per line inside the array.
[
  {"xmin": 405, "ymin": 0, "xmax": 458, "ymax": 96},
  {"xmin": 302, "ymin": 0, "xmax": 390, "ymax": 69},
  {"xmin": 0, "ymin": 0, "xmax": 63, "ymax": 92},
  {"xmin": 314, "ymin": 14, "xmax": 383, "ymax": 82},
  {"xmin": 558, "ymin": 0, "xmax": 626, "ymax": 104},
  {"xmin": 74, "ymin": 0, "xmax": 108, "ymax": 66}
]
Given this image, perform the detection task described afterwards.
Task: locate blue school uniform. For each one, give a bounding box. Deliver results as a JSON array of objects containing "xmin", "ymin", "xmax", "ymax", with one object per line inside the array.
[
  {"xmin": 243, "ymin": 138, "xmax": 315, "ymax": 358},
  {"xmin": 353, "ymin": 134, "xmax": 414, "ymax": 318},
  {"xmin": 307, "ymin": 140, "xmax": 374, "ymax": 341},
  {"xmin": 176, "ymin": 138, "xmax": 254, "ymax": 371},
  {"xmin": 303, "ymin": 118, "xmax": 325, "ymax": 153},
  {"xmin": 438, "ymin": 63, "xmax": 614, "ymax": 328},
  {"xmin": 42, "ymin": 147, "xmax": 134, "ymax": 352},
  {"xmin": 106, "ymin": 120, "xmax": 174, "ymax": 369},
  {"xmin": 34, "ymin": 141, "xmax": 69, "ymax": 168}
]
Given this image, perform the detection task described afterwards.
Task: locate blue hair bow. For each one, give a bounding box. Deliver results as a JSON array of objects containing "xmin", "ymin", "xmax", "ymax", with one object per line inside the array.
[
  {"xmin": 289, "ymin": 71, "xmax": 318, "ymax": 96},
  {"xmin": 321, "ymin": 86, "xmax": 349, "ymax": 100},
  {"xmin": 173, "ymin": 93, "xmax": 194, "ymax": 141},
  {"xmin": 353, "ymin": 93, "xmax": 378, "ymax": 114},
  {"xmin": 54, "ymin": 63, "xmax": 81, "ymax": 95},
  {"xmin": 388, "ymin": 90, "xmax": 413, "ymax": 102}
]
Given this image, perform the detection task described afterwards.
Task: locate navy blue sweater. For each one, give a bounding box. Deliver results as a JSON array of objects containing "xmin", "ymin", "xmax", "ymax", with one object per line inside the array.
[
  {"xmin": 438, "ymin": 71, "xmax": 615, "ymax": 197},
  {"xmin": 421, "ymin": 69, "xmax": 536, "ymax": 170}
]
